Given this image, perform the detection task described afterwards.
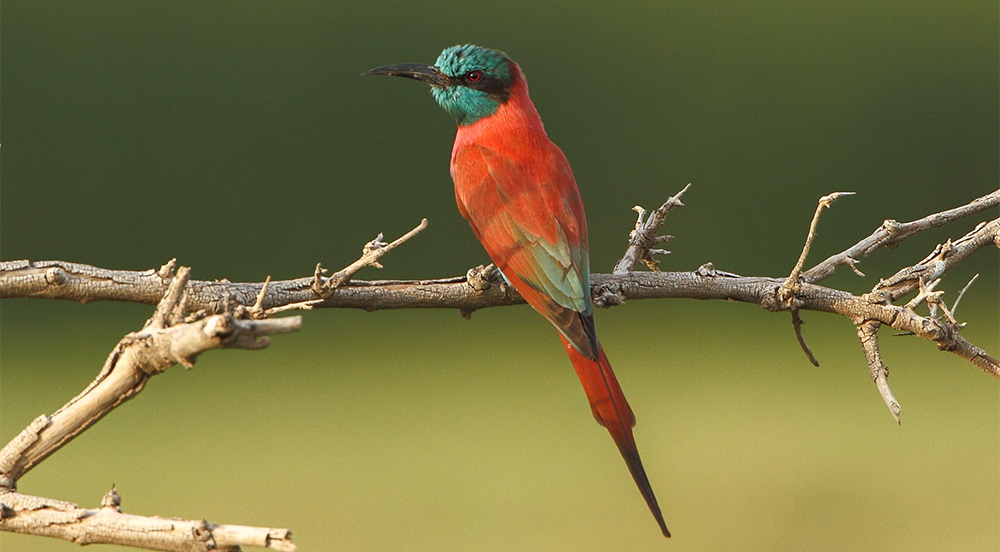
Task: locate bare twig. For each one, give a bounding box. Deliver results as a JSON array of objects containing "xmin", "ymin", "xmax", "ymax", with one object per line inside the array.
[
  {"xmin": 778, "ymin": 192, "xmax": 855, "ymax": 320},
  {"xmin": 857, "ymin": 320, "xmax": 901, "ymax": 423},
  {"xmin": 248, "ymin": 275, "xmax": 272, "ymax": 318},
  {"xmin": 0, "ymin": 269, "xmax": 302, "ymax": 485},
  {"xmin": 315, "ymin": 218, "xmax": 429, "ymax": 297},
  {"xmin": 0, "ymin": 489, "xmax": 295, "ymax": 551},
  {"xmin": 250, "ymin": 274, "xmax": 322, "ymax": 318},
  {"xmin": 780, "ymin": 192, "xmax": 855, "ymax": 302},
  {"xmin": 803, "ymin": 188, "xmax": 1000, "ymax": 283},
  {"xmin": 790, "ymin": 310, "xmax": 820, "ymax": 367},
  {"xmin": 903, "ymin": 277, "xmax": 943, "ymax": 311},
  {"xmin": 951, "ymin": 273, "xmax": 979, "ymax": 314},
  {"xmin": 871, "ymin": 220, "xmax": 998, "ymax": 303},
  {"xmin": 147, "ymin": 266, "xmax": 191, "ymax": 330},
  {"xmin": 613, "ymin": 183, "xmax": 691, "ymax": 275}
]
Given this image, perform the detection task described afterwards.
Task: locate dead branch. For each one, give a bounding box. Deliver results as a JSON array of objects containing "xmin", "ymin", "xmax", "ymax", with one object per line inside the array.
[
  {"xmin": 790, "ymin": 309, "xmax": 820, "ymax": 367},
  {"xmin": 312, "ymin": 218, "xmax": 429, "ymax": 297},
  {"xmin": 802, "ymin": 188, "xmax": 1000, "ymax": 283},
  {"xmin": 779, "ymin": 191, "xmax": 855, "ymax": 307},
  {"xmin": 0, "ymin": 268, "xmax": 301, "ymax": 485},
  {"xmin": 0, "ymin": 219, "xmax": 436, "ymax": 550},
  {"xmin": 1, "ymin": 195, "xmax": 996, "ymax": 387},
  {"xmin": 1, "ymin": 267, "xmax": 300, "ymax": 550},
  {"xmin": 2, "ymin": 201, "xmax": 994, "ymax": 387},
  {"xmin": 0, "ymin": 489, "xmax": 295, "ymax": 551},
  {"xmin": 1, "ymin": 189, "xmax": 997, "ymax": 550},
  {"xmin": 612, "ymin": 183, "xmax": 691, "ymax": 274},
  {"xmin": 2, "ymin": 220, "xmax": 994, "ymax": 330},
  {"xmin": 857, "ymin": 320, "xmax": 901, "ymax": 423}
]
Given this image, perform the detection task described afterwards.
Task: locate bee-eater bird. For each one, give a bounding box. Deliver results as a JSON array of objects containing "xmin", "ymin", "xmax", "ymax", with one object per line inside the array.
[{"xmin": 364, "ymin": 44, "xmax": 669, "ymax": 537}]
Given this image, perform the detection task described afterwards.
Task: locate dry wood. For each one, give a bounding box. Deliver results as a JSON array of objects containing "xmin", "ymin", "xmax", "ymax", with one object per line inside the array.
[
  {"xmin": 1, "ymin": 268, "xmax": 301, "ymax": 550},
  {"xmin": 1, "ymin": 188, "xmax": 997, "ymax": 550},
  {"xmin": 0, "ymin": 489, "xmax": 295, "ymax": 551}
]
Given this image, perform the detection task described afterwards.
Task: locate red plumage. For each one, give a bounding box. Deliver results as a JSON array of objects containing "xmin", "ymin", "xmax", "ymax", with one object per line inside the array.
[{"xmin": 449, "ymin": 61, "xmax": 670, "ymax": 537}]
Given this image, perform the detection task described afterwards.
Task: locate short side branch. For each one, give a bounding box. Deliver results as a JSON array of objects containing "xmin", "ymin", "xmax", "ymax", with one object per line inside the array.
[
  {"xmin": 857, "ymin": 320, "xmax": 901, "ymax": 423},
  {"xmin": 871, "ymin": 219, "xmax": 999, "ymax": 303},
  {"xmin": 790, "ymin": 310, "xmax": 820, "ymax": 367},
  {"xmin": 782, "ymin": 192, "xmax": 855, "ymax": 291},
  {"xmin": 613, "ymin": 183, "xmax": 690, "ymax": 274},
  {"xmin": 314, "ymin": 218, "xmax": 429, "ymax": 296}
]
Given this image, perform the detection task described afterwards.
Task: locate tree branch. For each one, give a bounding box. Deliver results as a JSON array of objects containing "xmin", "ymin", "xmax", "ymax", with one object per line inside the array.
[
  {"xmin": 612, "ymin": 183, "xmax": 691, "ymax": 274},
  {"xmin": 2, "ymin": 217, "xmax": 995, "ymax": 322},
  {"xmin": 857, "ymin": 320, "xmax": 901, "ymax": 423},
  {"xmin": 802, "ymin": 189, "xmax": 1000, "ymax": 283},
  {"xmin": 1, "ymin": 267, "xmax": 300, "ymax": 550},
  {"xmin": 0, "ymin": 489, "xmax": 295, "ymax": 551},
  {"xmin": 2, "ymin": 189, "xmax": 997, "ymax": 550},
  {"xmin": 0, "ymin": 268, "xmax": 302, "ymax": 485},
  {"xmin": 1, "ymin": 200, "xmax": 996, "ymax": 385},
  {"xmin": 779, "ymin": 191, "xmax": 855, "ymax": 308}
]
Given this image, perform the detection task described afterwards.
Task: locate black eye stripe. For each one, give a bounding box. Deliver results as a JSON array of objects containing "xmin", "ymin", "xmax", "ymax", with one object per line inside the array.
[{"xmin": 449, "ymin": 69, "xmax": 511, "ymax": 103}]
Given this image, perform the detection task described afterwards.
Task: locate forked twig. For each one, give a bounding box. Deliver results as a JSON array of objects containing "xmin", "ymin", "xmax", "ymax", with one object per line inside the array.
[
  {"xmin": 613, "ymin": 184, "xmax": 691, "ymax": 275},
  {"xmin": 313, "ymin": 218, "xmax": 429, "ymax": 297},
  {"xmin": 1, "ymin": 266, "xmax": 301, "ymax": 550},
  {"xmin": 803, "ymin": 189, "xmax": 1000, "ymax": 283}
]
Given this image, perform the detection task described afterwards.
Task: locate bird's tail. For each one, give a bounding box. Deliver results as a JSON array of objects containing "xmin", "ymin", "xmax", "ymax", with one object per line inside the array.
[{"xmin": 561, "ymin": 335, "xmax": 671, "ymax": 537}]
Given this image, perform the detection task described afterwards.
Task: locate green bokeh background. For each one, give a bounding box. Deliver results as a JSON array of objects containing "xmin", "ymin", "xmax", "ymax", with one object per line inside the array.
[{"xmin": 2, "ymin": 2, "xmax": 997, "ymax": 551}]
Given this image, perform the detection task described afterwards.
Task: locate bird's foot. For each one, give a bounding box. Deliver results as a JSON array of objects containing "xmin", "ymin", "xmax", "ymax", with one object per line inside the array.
[{"xmin": 466, "ymin": 263, "xmax": 502, "ymax": 291}]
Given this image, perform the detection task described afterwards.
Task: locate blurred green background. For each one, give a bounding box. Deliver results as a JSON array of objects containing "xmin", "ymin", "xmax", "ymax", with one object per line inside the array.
[{"xmin": 2, "ymin": 1, "xmax": 997, "ymax": 551}]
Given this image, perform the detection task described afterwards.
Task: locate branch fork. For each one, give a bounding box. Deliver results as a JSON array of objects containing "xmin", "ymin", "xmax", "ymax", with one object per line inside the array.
[
  {"xmin": 1, "ymin": 265, "xmax": 302, "ymax": 550},
  {"xmin": 312, "ymin": 218, "xmax": 429, "ymax": 298},
  {"xmin": 612, "ymin": 183, "xmax": 691, "ymax": 275},
  {"xmin": 2, "ymin": 189, "xmax": 998, "ymax": 550}
]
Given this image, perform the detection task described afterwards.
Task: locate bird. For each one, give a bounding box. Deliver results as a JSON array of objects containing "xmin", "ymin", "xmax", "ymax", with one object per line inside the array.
[{"xmin": 364, "ymin": 44, "xmax": 670, "ymax": 537}]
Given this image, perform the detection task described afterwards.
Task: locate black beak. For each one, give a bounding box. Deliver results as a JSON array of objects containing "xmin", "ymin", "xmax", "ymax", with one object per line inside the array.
[{"xmin": 362, "ymin": 63, "xmax": 449, "ymax": 87}]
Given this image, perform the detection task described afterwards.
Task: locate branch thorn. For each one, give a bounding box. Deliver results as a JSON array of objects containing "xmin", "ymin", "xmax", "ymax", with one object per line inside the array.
[
  {"xmin": 101, "ymin": 484, "xmax": 121, "ymax": 511},
  {"xmin": 791, "ymin": 310, "xmax": 820, "ymax": 366},
  {"xmin": 857, "ymin": 320, "xmax": 902, "ymax": 424}
]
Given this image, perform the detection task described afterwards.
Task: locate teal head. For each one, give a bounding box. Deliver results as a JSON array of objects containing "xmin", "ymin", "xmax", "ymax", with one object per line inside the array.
[{"xmin": 363, "ymin": 44, "xmax": 516, "ymax": 126}]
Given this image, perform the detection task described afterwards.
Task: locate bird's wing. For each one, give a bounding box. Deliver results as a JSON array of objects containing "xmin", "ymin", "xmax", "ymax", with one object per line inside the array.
[{"xmin": 452, "ymin": 141, "xmax": 596, "ymax": 356}]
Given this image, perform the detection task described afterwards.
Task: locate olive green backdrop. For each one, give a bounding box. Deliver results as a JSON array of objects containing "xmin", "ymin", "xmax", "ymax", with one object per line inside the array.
[{"xmin": 2, "ymin": 2, "xmax": 997, "ymax": 551}]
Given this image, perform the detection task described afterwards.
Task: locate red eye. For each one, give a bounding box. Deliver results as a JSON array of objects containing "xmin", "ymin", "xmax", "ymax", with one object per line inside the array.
[{"xmin": 466, "ymin": 71, "xmax": 482, "ymax": 82}]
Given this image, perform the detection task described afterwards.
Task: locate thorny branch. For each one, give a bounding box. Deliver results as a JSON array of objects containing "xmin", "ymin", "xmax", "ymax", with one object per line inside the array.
[
  {"xmin": 802, "ymin": 189, "xmax": 1000, "ymax": 283},
  {"xmin": 613, "ymin": 183, "xmax": 691, "ymax": 275},
  {"xmin": 791, "ymin": 309, "xmax": 820, "ymax": 367},
  {"xmin": 1, "ymin": 188, "xmax": 998, "ymax": 549},
  {"xmin": 0, "ymin": 221, "xmax": 435, "ymax": 550},
  {"xmin": 1, "ymin": 268, "xmax": 303, "ymax": 550},
  {"xmin": 311, "ymin": 218, "xmax": 429, "ymax": 297}
]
